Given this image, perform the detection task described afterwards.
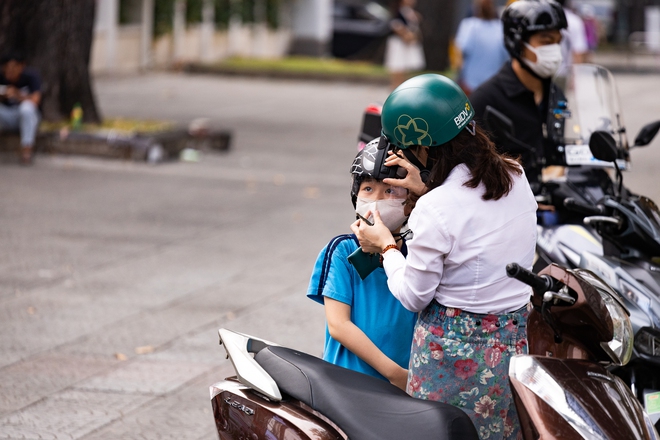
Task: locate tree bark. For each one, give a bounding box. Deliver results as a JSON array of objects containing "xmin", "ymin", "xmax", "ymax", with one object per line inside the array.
[
  {"xmin": 416, "ymin": 0, "xmax": 458, "ymax": 72},
  {"xmin": 0, "ymin": 0, "xmax": 101, "ymax": 123}
]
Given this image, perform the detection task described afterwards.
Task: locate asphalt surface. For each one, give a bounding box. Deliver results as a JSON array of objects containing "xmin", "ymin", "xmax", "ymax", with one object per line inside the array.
[{"xmin": 1, "ymin": 71, "xmax": 659, "ymax": 439}]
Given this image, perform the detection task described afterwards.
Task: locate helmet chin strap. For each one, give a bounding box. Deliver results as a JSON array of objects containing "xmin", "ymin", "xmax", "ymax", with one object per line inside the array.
[
  {"xmin": 516, "ymin": 53, "xmax": 555, "ymax": 84},
  {"xmin": 398, "ymin": 148, "xmax": 431, "ymax": 183}
]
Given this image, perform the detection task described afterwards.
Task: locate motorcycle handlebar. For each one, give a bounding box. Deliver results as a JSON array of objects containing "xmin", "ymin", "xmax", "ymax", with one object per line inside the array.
[
  {"xmin": 564, "ymin": 198, "xmax": 604, "ymax": 216},
  {"xmin": 506, "ymin": 263, "xmax": 557, "ymax": 294}
]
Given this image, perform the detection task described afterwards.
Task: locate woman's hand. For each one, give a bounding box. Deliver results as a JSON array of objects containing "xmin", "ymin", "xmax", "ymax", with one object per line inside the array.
[
  {"xmin": 382, "ymin": 151, "xmax": 426, "ymax": 196},
  {"xmin": 350, "ymin": 210, "xmax": 395, "ymax": 254}
]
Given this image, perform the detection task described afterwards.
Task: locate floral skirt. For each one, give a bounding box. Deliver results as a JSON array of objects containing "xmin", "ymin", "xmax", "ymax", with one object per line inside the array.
[{"xmin": 406, "ymin": 301, "xmax": 529, "ymax": 440}]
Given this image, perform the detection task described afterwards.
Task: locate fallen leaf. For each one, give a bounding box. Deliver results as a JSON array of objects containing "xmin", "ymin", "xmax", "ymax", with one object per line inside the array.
[
  {"xmin": 304, "ymin": 186, "xmax": 320, "ymax": 199},
  {"xmin": 134, "ymin": 345, "xmax": 155, "ymax": 355},
  {"xmin": 115, "ymin": 353, "xmax": 128, "ymax": 361},
  {"xmin": 27, "ymin": 306, "xmax": 36, "ymax": 315}
]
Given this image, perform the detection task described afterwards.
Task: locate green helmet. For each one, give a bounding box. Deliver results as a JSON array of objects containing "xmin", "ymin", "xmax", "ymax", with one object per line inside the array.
[{"xmin": 381, "ymin": 74, "xmax": 475, "ymax": 149}]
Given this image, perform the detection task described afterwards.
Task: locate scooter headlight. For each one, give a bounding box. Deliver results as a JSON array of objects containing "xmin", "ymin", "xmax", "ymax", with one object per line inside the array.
[
  {"xmin": 509, "ymin": 356, "xmax": 608, "ymax": 439},
  {"xmin": 597, "ymin": 287, "xmax": 634, "ymax": 365},
  {"xmin": 573, "ymin": 268, "xmax": 634, "ymax": 366}
]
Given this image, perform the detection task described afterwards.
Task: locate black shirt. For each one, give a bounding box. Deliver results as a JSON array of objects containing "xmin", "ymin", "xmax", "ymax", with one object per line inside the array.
[
  {"xmin": 470, "ymin": 62, "xmax": 553, "ymax": 185},
  {"xmin": 0, "ymin": 68, "xmax": 41, "ymax": 107}
]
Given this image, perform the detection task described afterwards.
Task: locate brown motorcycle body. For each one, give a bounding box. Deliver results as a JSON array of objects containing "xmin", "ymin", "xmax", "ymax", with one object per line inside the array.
[
  {"xmin": 211, "ymin": 379, "xmax": 346, "ymax": 440},
  {"xmin": 510, "ymin": 264, "xmax": 655, "ymax": 439}
]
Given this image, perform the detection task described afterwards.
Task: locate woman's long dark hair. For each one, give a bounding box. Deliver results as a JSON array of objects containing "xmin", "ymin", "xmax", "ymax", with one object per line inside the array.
[{"xmin": 423, "ymin": 124, "xmax": 522, "ymax": 201}]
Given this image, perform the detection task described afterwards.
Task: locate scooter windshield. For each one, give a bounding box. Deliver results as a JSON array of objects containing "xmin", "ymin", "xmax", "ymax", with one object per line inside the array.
[
  {"xmin": 637, "ymin": 197, "xmax": 660, "ymax": 242},
  {"xmin": 550, "ymin": 64, "xmax": 630, "ymax": 168}
]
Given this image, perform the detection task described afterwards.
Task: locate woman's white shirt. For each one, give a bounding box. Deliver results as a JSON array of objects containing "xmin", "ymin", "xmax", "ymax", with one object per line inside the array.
[{"xmin": 383, "ymin": 163, "xmax": 538, "ymax": 314}]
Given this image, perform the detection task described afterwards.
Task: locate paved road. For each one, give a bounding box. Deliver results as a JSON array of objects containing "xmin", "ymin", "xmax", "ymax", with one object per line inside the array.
[{"xmin": 1, "ymin": 71, "xmax": 659, "ymax": 439}]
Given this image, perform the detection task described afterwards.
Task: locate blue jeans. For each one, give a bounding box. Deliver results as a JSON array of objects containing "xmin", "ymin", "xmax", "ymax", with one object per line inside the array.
[{"xmin": 0, "ymin": 101, "xmax": 40, "ymax": 146}]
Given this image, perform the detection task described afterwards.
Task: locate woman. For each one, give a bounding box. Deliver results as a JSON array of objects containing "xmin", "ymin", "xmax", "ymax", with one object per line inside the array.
[
  {"xmin": 385, "ymin": 0, "xmax": 426, "ymax": 90},
  {"xmin": 351, "ymin": 74, "xmax": 537, "ymax": 440},
  {"xmin": 454, "ymin": 0, "xmax": 509, "ymax": 95}
]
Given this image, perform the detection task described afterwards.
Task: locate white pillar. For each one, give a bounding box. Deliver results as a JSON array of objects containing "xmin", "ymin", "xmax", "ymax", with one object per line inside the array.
[
  {"xmin": 173, "ymin": 0, "xmax": 186, "ymax": 61},
  {"xmin": 200, "ymin": 0, "xmax": 215, "ymax": 61},
  {"xmin": 290, "ymin": 0, "xmax": 332, "ymax": 56},
  {"xmin": 106, "ymin": 0, "xmax": 119, "ymax": 71},
  {"xmin": 646, "ymin": 6, "xmax": 660, "ymax": 53},
  {"xmin": 228, "ymin": 0, "xmax": 245, "ymax": 57},
  {"xmin": 141, "ymin": 0, "xmax": 154, "ymax": 69}
]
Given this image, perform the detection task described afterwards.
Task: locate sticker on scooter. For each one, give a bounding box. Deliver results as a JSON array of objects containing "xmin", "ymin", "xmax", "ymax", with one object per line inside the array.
[{"xmin": 645, "ymin": 391, "xmax": 660, "ymax": 415}]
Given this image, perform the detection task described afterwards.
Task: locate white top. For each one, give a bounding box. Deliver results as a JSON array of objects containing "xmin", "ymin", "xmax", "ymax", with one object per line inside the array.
[
  {"xmin": 559, "ymin": 9, "xmax": 588, "ymax": 75},
  {"xmin": 383, "ymin": 163, "xmax": 538, "ymax": 314}
]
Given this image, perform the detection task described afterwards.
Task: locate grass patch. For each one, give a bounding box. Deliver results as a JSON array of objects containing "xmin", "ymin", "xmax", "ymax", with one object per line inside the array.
[
  {"xmin": 214, "ymin": 56, "xmax": 389, "ymax": 77},
  {"xmin": 40, "ymin": 118, "xmax": 176, "ymax": 134}
]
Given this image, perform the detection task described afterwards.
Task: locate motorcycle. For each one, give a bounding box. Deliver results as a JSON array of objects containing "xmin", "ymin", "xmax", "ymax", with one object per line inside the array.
[
  {"xmin": 209, "ymin": 263, "xmax": 658, "ymax": 439},
  {"xmin": 210, "ymin": 329, "xmax": 479, "ymax": 439},
  {"xmin": 505, "ymin": 261, "xmax": 659, "ymax": 439},
  {"xmin": 481, "ymin": 64, "xmax": 660, "ymax": 427},
  {"xmin": 564, "ymin": 128, "xmax": 660, "ymax": 429}
]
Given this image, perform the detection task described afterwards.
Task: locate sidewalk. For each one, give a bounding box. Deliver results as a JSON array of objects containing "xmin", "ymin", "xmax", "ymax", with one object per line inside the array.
[
  {"xmin": 0, "ymin": 74, "xmax": 387, "ymax": 440},
  {"xmin": 592, "ymin": 49, "xmax": 660, "ymax": 74}
]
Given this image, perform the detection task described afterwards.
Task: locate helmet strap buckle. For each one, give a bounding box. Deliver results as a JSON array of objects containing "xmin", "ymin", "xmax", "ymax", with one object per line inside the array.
[{"xmin": 466, "ymin": 120, "xmax": 476, "ymax": 136}]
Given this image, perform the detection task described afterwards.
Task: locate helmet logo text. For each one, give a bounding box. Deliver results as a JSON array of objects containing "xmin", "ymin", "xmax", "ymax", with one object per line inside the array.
[
  {"xmin": 394, "ymin": 115, "xmax": 432, "ymax": 147},
  {"xmin": 454, "ymin": 103, "xmax": 472, "ymax": 129}
]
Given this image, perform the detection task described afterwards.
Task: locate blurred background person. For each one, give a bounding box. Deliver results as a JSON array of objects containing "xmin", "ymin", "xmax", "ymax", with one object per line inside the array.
[
  {"xmin": 557, "ymin": 0, "xmax": 589, "ymax": 76},
  {"xmin": 579, "ymin": 4, "xmax": 599, "ymax": 54},
  {"xmin": 385, "ymin": 0, "xmax": 426, "ymax": 89},
  {"xmin": 0, "ymin": 52, "xmax": 41, "ymax": 165},
  {"xmin": 454, "ymin": 0, "xmax": 509, "ymax": 95}
]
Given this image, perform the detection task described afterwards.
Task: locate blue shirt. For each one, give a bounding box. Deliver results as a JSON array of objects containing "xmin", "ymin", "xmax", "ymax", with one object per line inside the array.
[
  {"xmin": 455, "ymin": 18, "xmax": 509, "ymax": 91},
  {"xmin": 307, "ymin": 234, "xmax": 417, "ymax": 381}
]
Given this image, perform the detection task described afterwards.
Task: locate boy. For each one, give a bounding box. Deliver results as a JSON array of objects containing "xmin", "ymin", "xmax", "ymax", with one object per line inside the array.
[{"xmin": 307, "ymin": 139, "xmax": 416, "ymax": 390}]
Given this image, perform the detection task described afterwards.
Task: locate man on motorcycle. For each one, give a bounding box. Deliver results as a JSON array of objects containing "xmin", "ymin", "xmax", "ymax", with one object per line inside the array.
[{"xmin": 470, "ymin": 0, "xmax": 567, "ymax": 191}]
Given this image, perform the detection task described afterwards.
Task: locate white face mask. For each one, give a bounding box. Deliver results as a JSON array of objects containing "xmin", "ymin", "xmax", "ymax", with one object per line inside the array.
[
  {"xmin": 522, "ymin": 43, "xmax": 563, "ymax": 78},
  {"xmin": 356, "ymin": 198, "xmax": 408, "ymax": 232}
]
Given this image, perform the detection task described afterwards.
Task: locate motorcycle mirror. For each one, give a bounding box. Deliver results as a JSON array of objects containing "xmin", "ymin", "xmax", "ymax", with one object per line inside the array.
[
  {"xmin": 634, "ymin": 120, "xmax": 660, "ymax": 147},
  {"xmin": 484, "ymin": 105, "xmax": 514, "ymax": 140},
  {"xmin": 589, "ymin": 131, "xmax": 618, "ymax": 163}
]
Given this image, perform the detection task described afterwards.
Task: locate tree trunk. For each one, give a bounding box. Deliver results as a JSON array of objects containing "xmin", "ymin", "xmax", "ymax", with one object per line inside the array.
[
  {"xmin": 0, "ymin": 0, "xmax": 101, "ymax": 123},
  {"xmin": 416, "ymin": 0, "xmax": 458, "ymax": 72}
]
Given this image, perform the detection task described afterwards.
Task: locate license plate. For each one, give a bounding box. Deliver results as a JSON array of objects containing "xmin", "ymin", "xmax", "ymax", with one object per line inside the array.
[{"xmin": 564, "ymin": 145, "xmax": 629, "ymax": 170}]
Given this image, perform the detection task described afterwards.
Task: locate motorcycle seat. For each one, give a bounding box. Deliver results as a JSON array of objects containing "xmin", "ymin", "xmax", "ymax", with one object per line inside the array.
[{"xmin": 255, "ymin": 345, "xmax": 479, "ymax": 440}]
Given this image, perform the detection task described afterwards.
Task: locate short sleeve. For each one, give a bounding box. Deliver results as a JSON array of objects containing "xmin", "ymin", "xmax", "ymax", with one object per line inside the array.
[
  {"xmin": 25, "ymin": 69, "xmax": 41, "ymax": 93},
  {"xmin": 306, "ymin": 236, "xmax": 356, "ymax": 307},
  {"xmin": 454, "ymin": 18, "xmax": 471, "ymax": 51}
]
